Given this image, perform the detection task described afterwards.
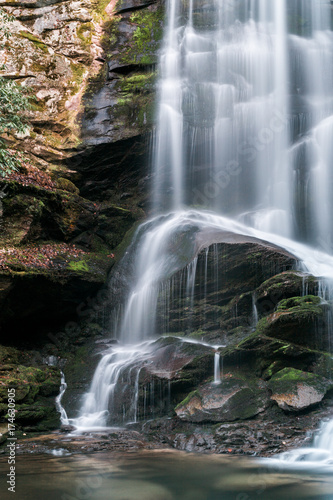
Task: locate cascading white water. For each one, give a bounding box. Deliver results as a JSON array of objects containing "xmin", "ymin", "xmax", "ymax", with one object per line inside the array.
[
  {"xmin": 70, "ymin": 341, "xmax": 155, "ymax": 429},
  {"xmin": 154, "ymin": 0, "xmax": 293, "ymax": 237},
  {"xmin": 71, "ymin": 0, "xmax": 333, "ymax": 433},
  {"xmin": 44, "ymin": 356, "xmax": 69, "ymax": 425},
  {"xmin": 276, "ymin": 418, "xmax": 333, "ymax": 465},
  {"xmin": 154, "ymin": 0, "xmax": 333, "ymax": 247},
  {"xmin": 55, "ymin": 372, "xmax": 69, "ymax": 425},
  {"xmin": 213, "ymin": 352, "xmax": 221, "ymax": 385}
]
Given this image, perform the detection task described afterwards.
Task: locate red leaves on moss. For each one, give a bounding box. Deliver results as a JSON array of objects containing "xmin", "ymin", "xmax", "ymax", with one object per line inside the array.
[{"xmin": 0, "ymin": 243, "xmax": 85, "ymax": 271}]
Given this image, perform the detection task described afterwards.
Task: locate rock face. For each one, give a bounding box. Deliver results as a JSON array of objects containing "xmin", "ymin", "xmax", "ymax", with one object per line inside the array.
[
  {"xmin": 0, "ymin": 0, "xmax": 163, "ymax": 435},
  {"xmin": 0, "ymin": 0, "xmax": 163, "ymax": 200},
  {"xmin": 156, "ymin": 239, "xmax": 298, "ymax": 344},
  {"xmin": 0, "ymin": 179, "xmax": 145, "ymax": 342},
  {"xmin": 0, "ymin": 0, "xmax": 163, "ymax": 339}
]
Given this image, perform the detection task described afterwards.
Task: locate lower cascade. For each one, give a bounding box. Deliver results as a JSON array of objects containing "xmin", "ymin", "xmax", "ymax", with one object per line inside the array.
[
  {"xmin": 277, "ymin": 419, "xmax": 333, "ymax": 464},
  {"xmin": 65, "ymin": 0, "xmax": 333, "ymax": 466}
]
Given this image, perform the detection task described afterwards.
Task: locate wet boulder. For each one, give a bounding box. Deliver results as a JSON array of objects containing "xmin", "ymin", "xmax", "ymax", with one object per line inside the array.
[
  {"xmin": 175, "ymin": 375, "xmax": 268, "ymax": 423},
  {"xmin": 268, "ymin": 367, "xmax": 333, "ymax": 412}
]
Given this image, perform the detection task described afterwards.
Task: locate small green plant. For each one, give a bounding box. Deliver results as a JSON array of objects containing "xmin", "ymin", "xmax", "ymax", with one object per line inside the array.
[{"xmin": 68, "ymin": 260, "xmax": 90, "ymax": 272}]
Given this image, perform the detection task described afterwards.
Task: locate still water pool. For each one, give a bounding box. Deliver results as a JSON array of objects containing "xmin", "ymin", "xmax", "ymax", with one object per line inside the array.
[{"xmin": 1, "ymin": 450, "xmax": 333, "ymax": 500}]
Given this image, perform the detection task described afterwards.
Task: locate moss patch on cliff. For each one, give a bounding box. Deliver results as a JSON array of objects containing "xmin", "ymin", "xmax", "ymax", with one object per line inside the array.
[
  {"xmin": 118, "ymin": 7, "xmax": 164, "ymax": 65},
  {"xmin": 19, "ymin": 31, "xmax": 49, "ymax": 53},
  {"xmin": 128, "ymin": 9, "xmax": 163, "ymax": 64},
  {"xmin": 114, "ymin": 71, "xmax": 157, "ymax": 128}
]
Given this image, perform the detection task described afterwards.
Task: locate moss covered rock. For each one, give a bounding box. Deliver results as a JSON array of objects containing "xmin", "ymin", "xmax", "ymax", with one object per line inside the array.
[
  {"xmin": 256, "ymin": 295, "xmax": 328, "ymax": 350},
  {"xmin": 156, "ymin": 239, "xmax": 297, "ymax": 343},
  {"xmin": 0, "ymin": 352, "xmax": 61, "ymax": 431},
  {"xmin": 175, "ymin": 375, "xmax": 268, "ymax": 423},
  {"xmin": 255, "ymin": 272, "xmax": 317, "ymax": 316},
  {"xmin": 268, "ymin": 368, "xmax": 333, "ymax": 412}
]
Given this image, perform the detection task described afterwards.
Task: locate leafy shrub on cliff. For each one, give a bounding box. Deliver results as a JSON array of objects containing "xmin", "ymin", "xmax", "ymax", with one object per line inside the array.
[{"xmin": 0, "ymin": 8, "xmax": 31, "ymax": 176}]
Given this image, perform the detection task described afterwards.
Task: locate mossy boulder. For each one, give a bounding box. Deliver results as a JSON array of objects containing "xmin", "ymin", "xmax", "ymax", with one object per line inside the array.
[
  {"xmin": 55, "ymin": 178, "xmax": 80, "ymax": 195},
  {"xmin": 0, "ymin": 358, "xmax": 61, "ymax": 431},
  {"xmin": 10, "ymin": 402, "xmax": 60, "ymax": 432},
  {"xmin": 156, "ymin": 238, "xmax": 297, "ymax": 342},
  {"xmin": 256, "ymin": 295, "xmax": 327, "ymax": 350},
  {"xmin": 255, "ymin": 272, "xmax": 317, "ymax": 316},
  {"xmin": 268, "ymin": 368, "xmax": 333, "ymax": 412},
  {"xmin": 175, "ymin": 375, "xmax": 268, "ymax": 423}
]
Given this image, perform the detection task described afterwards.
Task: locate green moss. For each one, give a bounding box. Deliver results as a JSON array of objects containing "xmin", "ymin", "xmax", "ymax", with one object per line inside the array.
[
  {"xmin": 120, "ymin": 73, "xmax": 156, "ymax": 94},
  {"xmin": 67, "ymin": 260, "xmax": 90, "ymax": 272},
  {"xmin": 188, "ymin": 329, "xmax": 206, "ymax": 339},
  {"xmin": 19, "ymin": 31, "xmax": 49, "ymax": 53},
  {"xmin": 271, "ymin": 367, "xmax": 309, "ymax": 382},
  {"xmin": 268, "ymin": 367, "xmax": 333, "ymax": 399},
  {"xmin": 62, "ymin": 346, "xmax": 90, "ymax": 386},
  {"xmin": 0, "ymin": 346, "xmax": 20, "ymax": 365},
  {"xmin": 70, "ymin": 61, "xmax": 86, "ymax": 95},
  {"xmin": 175, "ymin": 389, "xmax": 200, "ymax": 410},
  {"xmin": 0, "ymin": 365, "xmax": 61, "ymax": 407},
  {"xmin": 76, "ymin": 22, "xmax": 93, "ymax": 48},
  {"xmin": 95, "ymin": 0, "xmax": 113, "ymax": 16},
  {"xmin": 102, "ymin": 15, "xmax": 121, "ymax": 48},
  {"xmin": 262, "ymin": 360, "xmax": 286, "ymax": 380},
  {"xmin": 56, "ymin": 177, "xmax": 79, "ymax": 194},
  {"xmin": 120, "ymin": 8, "xmax": 164, "ymax": 65},
  {"xmin": 276, "ymin": 295, "xmax": 321, "ymax": 311}
]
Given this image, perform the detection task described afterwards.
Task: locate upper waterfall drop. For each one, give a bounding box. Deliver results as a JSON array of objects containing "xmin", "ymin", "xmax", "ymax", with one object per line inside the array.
[
  {"xmin": 152, "ymin": 0, "xmax": 333, "ymax": 249},
  {"xmin": 153, "ymin": 0, "xmax": 292, "ymax": 238}
]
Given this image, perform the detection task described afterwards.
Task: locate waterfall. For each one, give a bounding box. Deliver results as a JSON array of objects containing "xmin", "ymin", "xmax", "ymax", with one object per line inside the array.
[
  {"xmin": 213, "ymin": 352, "xmax": 221, "ymax": 385},
  {"xmin": 153, "ymin": 0, "xmax": 333, "ymax": 247},
  {"xmin": 70, "ymin": 341, "xmax": 155, "ymax": 429},
  {"xmin": 71, "ymin": 0, "xmax": 333, "ymax": 431},
  {"xmin": 277, "ymin": 418, "xmax": 333, "ymax": 464},
  {"xmin": 44, "ymin": 356, "xmax": 69, "ymax": 425},
  {"xmin": 252, "ymin": 292, "xmax": 259, "ymax": 327},
  {"xmin": 55, "ymin": 372, "xmax": 69, "ymax": 425},
  {"xmin": 154, "ymin": 0, "xmax": 292, "ymax": 237}
]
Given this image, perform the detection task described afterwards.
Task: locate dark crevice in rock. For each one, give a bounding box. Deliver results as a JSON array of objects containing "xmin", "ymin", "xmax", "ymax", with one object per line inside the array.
[
  {"xmin": 1, "ymin": 0, "xmax": 70, "ymax": 7},
  {"xmin": 0, "ymin": 74, "xmax": 37, "ymax": 79},
  {"xmin": 107, "ymin": 62, "xmax": 156, "ymax": 78},
  {"xmin": 115, "ymin": 0, "xmax": 157, "ymax": 15}
]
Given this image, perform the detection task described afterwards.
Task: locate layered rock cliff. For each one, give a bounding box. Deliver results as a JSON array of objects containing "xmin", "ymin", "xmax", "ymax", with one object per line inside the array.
[{"xmin": 0, "ymin": 0, "xmax": 163, "ymax": 431}]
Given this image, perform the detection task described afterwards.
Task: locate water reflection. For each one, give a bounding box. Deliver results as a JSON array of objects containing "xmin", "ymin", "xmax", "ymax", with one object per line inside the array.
[{"xmin": 0, "ymin": 450, "xmax": 332, "ymax": 500}]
